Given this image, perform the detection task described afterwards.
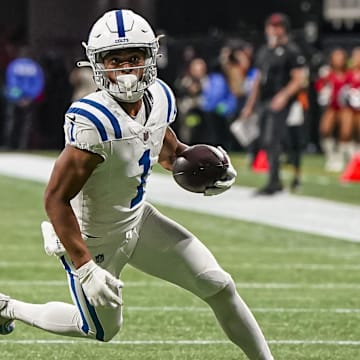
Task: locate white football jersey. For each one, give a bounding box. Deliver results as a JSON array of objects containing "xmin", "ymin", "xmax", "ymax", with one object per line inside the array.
[{"xmin": 63, "ymin": 79, "xmax": 177, "ymax": 237}]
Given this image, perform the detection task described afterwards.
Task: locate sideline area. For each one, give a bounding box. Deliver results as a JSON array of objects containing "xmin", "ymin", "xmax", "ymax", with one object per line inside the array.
[{"xmin": 1, "ymin": 153, "xmax": 360, "ymax": 242}]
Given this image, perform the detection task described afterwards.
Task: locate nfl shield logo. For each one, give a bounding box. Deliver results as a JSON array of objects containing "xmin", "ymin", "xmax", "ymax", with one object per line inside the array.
[
  {"xmin": 143, "ymin": 131, "xmax": 149, "ymax": 142},
  {"xmin": 95, "ymin": 254, "xmax": 104, "ymax": 264}
]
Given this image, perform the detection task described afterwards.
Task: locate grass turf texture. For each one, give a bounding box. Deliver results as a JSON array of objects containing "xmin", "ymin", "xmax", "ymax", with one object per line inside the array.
[
  {"xmin": 1, "ymin": 174, "xmax": 360, "ymax": 359},
  {"xmin": 231, "ymin": 153, "xmax": 360, "ymax": 205}
]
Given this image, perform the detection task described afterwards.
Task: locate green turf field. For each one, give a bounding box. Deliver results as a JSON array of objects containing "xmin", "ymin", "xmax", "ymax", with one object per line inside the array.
[
  {"xmin": 231, "ymin": 153, "xmax": 360, "ymax": 205},
  {"xmin": 1, "ymin": 174, "xmax": 360, "ymax": 359}
]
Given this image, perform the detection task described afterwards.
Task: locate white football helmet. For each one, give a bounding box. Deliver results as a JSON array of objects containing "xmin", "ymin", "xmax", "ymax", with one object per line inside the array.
[{"xmin": 82, "ymin": 9, "xmax": 159, "ymax": 102}]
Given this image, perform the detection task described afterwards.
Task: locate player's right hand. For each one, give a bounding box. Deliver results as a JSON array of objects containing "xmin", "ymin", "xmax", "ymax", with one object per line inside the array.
[
  {"xmin": 76, "ymin": 260, "xmax": 123, "ymax": 308},
  {"xmin": 204, "ymin": 146, "xmax": 237, "ymax": 196}
]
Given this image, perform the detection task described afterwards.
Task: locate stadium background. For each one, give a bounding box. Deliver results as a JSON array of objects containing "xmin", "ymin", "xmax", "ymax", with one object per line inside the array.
[
  {"xmin": 2, "ymin": 0, "xmax": 359, "ymax": 151},
  {"xmin": 1, "ymin": 2, "xmax": 360, "ymax": 359}
]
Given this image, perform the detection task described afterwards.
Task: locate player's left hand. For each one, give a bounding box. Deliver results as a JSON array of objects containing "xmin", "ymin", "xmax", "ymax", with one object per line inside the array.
[
  {"xmin": 204, "ymin": 146, "xmax": 237, "ymax": 196},
  {"xmin": 77, "ymin": 260, "xmax": 123, "ymax": 308}
]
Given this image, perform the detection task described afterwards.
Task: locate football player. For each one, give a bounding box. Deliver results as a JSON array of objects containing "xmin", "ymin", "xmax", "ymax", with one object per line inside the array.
[{"xmin": 0, "ymin": 9, "xmax": 273, "ymax": 360}]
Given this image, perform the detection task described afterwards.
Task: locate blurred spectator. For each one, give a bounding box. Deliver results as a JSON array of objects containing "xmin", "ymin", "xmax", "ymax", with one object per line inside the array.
[
  {"xmin": 3, "ymin": 54, "xmax": 45, "ymax": 149},
  {"xmin": 0, "ymin": 27, "xmax": 19, "ymax": 147},
  {"xmin": 315, "ymin": 47, "xmax": 349, "ymax": 171},
  {"xmin": 175, "ymin": 57, "xmax": 207, "ymax": 144},
  {"xmin": 200, "ymin": 56, "xmax": 238, "ymax": 148},
  {"xmin": 221, "ymin": 43, "xmax": 249, "ymax": 103},
  {"xmin": 241, "ymin": 13, "xmax": 307, "ymax": 195},
  {"xmin": 37, "ymin": 51, "xmax": 72, "ymax": 149},
  {"xmin": 69, "ymin": 66, "xmax": 97, "ymax": 102},
  {"xmin": 175, "ymin": 53, "xmax": 238, "ymax": 148},
  {"xmin": 342, "ymin": 47, "xmax": 360, "ymax": 155},
  {"xmin": 221, "ymin": 41, "xmax": 258, "ymax": 151}
]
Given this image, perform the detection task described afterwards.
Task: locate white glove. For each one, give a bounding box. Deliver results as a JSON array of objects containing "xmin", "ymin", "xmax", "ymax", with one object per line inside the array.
[
  {"xmin": 77, "ymin": 260, "xmax": 123, "ymax": 308},
  {"xmin": 204, "ymin": 147, "xmax": 237, "ymax": 196},
  {"xmin": 41, "ymin": 221, "xmax": 65, "ymax": 256}
]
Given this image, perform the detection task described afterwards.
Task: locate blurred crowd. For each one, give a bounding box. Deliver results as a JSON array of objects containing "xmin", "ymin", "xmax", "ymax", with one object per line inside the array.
[
  {"xmin": 315, "ymin": 47, "xmax": 360, "ymax": 172},
  {"xmin": 0, "ymin": 27, "xmax": 75, "ymax": 150},
  {"xmin": 173, "ymin": 36, "xmax": 360, "ymax": 180},
  {"xmin": 1, "ymin": 19, "xmax": 360, "ymax": 179}
]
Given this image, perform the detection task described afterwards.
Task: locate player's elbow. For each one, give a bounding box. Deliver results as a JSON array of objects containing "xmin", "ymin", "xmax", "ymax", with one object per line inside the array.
[
  {"xmin": 44, "ymin": 189, "xmax": 53, "ymax": 217},
  {"xmin": 44, "ymin": 188, "xmax": 58, "ymax": 217},
  {"xmin": 44, "ymin": 188, "xmax": 70, "ymax": 219}
]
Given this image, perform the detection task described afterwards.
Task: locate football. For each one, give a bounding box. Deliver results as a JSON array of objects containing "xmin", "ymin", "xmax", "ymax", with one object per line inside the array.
[{"xmin": 172, "ymin": 144, "xmax": 229, "ymax": 193}]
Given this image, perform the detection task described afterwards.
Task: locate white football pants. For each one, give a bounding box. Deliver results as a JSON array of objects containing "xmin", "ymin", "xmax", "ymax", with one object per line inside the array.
[{"xmin": 2, "ymin": 202, "xmax": 273, "ymax": 359}]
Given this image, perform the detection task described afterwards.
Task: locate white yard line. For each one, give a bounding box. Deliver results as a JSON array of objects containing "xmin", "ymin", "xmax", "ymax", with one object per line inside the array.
[
  {"xmin": 125, "ymin": 306, "xmax": 360, "ymax": 314},
  {"xmin": 2, "ymin": 261, "xmax": 360, "ymax": 270},
  {"xmin": 0, "ymin": 153, "xmax": 360, "ymax": 242},
  {"xmin": 1, "ymin": 279, "xmax": 360, "ymax": 290},
  {"xmin": 0, "ymin": 339, "xmax": 359, "ymax": 346},
  {"xmin": 0, "ymin": 261, "xmax": 56, "ymax": 268},
  {"xmin": 228, "ymin": 263, "xmax": 360, "ymax": 270}
]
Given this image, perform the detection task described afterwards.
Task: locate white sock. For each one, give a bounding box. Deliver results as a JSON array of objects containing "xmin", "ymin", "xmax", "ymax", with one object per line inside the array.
[
  {"xmin": 205, "ymin": 282, "xmax": 274, "ymax": 360},
  {"xmin": 3, "ymin": 299, "xmax": 85, "ymax": 337},
  {"xmin": 339, "ymin": 142, "xmax": 356, "ymax": 163},
  {"xmin": 321, "ymin": 137, "xmax": 335, "ymax": 156},
  {"xmin": 321, "ymin": 138, "xmax": 344, "ymax": 171}
]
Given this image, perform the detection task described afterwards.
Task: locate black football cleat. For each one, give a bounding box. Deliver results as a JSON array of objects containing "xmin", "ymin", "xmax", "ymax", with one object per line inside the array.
[
  {"xmin": 290, "ymin": 177, "xmax": 301, "ymax": 192},
  {"xmin": 254, "ymin": 183, "xmax": 283, "ymax": 196}
]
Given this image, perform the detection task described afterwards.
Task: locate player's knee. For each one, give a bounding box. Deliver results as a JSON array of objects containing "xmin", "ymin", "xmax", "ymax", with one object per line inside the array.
[
  {"xmin": 101, "ymin": 326, "xmax": 120, "ymax": 342},
  {"xmin": 87, "ymin": 314, "xmax": 123, "ymax": 342},
  {"xmin": 103, "ymin": 315, "xmax": 123, "ymax": 342},
  {"xmin": 94, "ymin": 322, "xmax": 122, "ymax": 342},
  {"xmin": 195, "ymin": 268, "xmax": 233, "ymax": 299}
]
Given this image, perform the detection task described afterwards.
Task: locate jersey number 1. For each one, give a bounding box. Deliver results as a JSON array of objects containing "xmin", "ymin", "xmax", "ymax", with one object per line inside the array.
[{"xmin": 130, "ymin": 149, "xmax": 151, "ymax": 208}]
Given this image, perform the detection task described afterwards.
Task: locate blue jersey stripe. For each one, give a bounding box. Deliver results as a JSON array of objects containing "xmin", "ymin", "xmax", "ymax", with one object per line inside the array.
[
  {"xmin": 115, "ymin": 10, "xmax": 126, "ymax": 37},
  {"xmin": 82, "ymin": 295, "xmax": 105, "ymax": 341},
  {"xmin": 66, "ymin": 107, "xmax": 108, "ymax": 141},
  {"xmin": 156, "ymin": 79, "xmax": 173, "ymax": 123},
  {"xmin": 61, "ymin": 256, "xmax": 105, "ymax": 341},
  {"xmin": 79, "ymin": 99, "xmax": 122, "ymax": 139},
  {"xmin": 60, "ymin": 256, "xmax": 89, "ymax": 335}
]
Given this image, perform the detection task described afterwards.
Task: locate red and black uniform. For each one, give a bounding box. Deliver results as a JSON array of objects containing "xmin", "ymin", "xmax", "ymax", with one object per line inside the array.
[
  {"xmin": 315, "ymin": 70, "xmax": 347, "ymax": 110},
  {"xmin": 344, "ymin": 69, "xmax": 360, "ymax": 111}
]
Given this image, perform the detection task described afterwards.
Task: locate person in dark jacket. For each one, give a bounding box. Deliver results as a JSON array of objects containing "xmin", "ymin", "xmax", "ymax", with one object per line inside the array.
[{"xmin": 242, "ymin": 13, "xmax": 307, "ymax": 195}]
